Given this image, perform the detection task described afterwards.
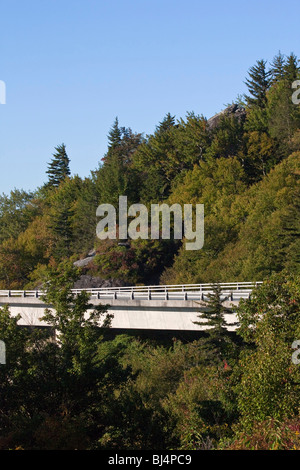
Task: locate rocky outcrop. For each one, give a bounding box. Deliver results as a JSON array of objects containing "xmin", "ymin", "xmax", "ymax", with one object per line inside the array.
[
  {"xmin": 73, "ymin": 249, "xmax": 128, "ymax": 288},
  {"xmin": 207, "ymin": 104, "xmax": 246, "ymax": 131},
  {"xmin": 73, "ymin": 275, "xmax": 128, "ymax": 289},
  {"xmin": 73, "ymin": 249, "xmax": 96, "ymax": 268}
]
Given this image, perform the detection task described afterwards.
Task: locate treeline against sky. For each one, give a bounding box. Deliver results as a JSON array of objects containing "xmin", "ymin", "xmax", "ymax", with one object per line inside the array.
[
  {"xmin": 0, "ymin": 52, "xmax": 300, "ymax": 451},
  {"xmin": 0, "ymin": 52, "xmax": 299, "ymax": 289}
]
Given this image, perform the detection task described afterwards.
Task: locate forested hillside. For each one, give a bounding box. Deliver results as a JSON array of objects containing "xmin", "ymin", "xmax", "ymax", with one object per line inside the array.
[
  {"xmin": 0, "ymin": 52, "xmax": 299, "ymax": 289},
  {"xmin": 0, "ymin": 53, "xmax": 300, "ymax": 451}
]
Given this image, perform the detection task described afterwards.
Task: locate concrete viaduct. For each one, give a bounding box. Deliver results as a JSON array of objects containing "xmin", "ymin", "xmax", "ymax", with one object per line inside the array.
[{"xmin": 0, "ymin": 282, "xmax": 261, "ymax": 332}]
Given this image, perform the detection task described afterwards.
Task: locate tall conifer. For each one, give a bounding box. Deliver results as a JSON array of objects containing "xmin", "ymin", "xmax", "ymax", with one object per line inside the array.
[
  {"xmin": 270, "ymin": 51, "xmax": 286, "ymax": 84},
  {"xmin": 283, "ymin": 53, "xmax": 300, "ymax": 83},
  {"xmin": 245, "ymin": 59, "xmax": 271, "ymax": 108},
  {"xmin": 46, "ymin": 143, "xmax": 71, "ymax": 188}
]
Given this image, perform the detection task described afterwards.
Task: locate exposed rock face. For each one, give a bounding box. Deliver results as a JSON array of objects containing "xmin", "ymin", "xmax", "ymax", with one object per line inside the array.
[
  {"xmin": 73, "ymin": 249, "xmax": 96, "ymax": 268},
  {"xmin": 73, "ymin": 275, "xmax": 127, "ymax": 289},
  {"xmin": 207, "ymin": 104, "xmax": 246, "ymax": 131},
  {"xmin": 73, "ymin": 249, "xmax": 128, "ymax": 288},
  {"xmin": 74, "ymin": 256, "xmax": 95, "ymax": 268}
]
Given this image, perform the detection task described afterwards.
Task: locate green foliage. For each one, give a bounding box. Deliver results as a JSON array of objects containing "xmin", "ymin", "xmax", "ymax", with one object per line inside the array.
[
  {"xmin": 244, "ymin": 59, "xmax": 271, "ymax": 108},
  {"xmin": 71, "ymin": 176, "xmax": 99, "ymax": 254},
  {"xmin": 97, "ymin": 337, "xmax": 222, "ymax": 450},
  {"xmin": 91, "ymin": 237, "xmax": 177, "ymax": 285},
  {"xmin": 0, "ymin": 273, "xmax": 299, "ymax": 450},
  {"xmin": 94, "ymin": 121, "xmax": 144, "ymax": 208},
  {"xmin": 205, "ymin": 114, "xmax": 245, "ymax": 161},
  {"xmin": 235, "ymin": 272, "xmax": 300, "ymax": 428},
  {"xmin": 0, "ymin": 53, "xmax": 299, "ymax": 450},
  {"xmin": 0, "ymin": 189, "xmax": 38, "ymax": 244},
  {"xmin": 0, "ymin": 264, "xmax": 128, "ymax": 450},
  {"xmin": 266, "ymin": 79, "xmax": 300, "ymax": 156},
  {"xmin": 162, "ymin": 152, "xmax": 299, "ymax": 284},
  {"xmin": 2, "ymin": 52, "xmax": 299, "ymax": 290},
  {"xmin": 47, "ymin": 176, "xmax": 83, "ymax": 260},
  {"xmin": 270, "ymin": 51, "xmax": 287, "ymax": 84},
  {"xmin": 223, "ymin": 417, "xmax": 300, "ymax": 450},
  {"xmin": 161, "ymin": 157, "xmax": 247, "ymax": 284},
  {"xmin": 0, "ymin": 215, "xmax": 52, "ymax": 289},
  {"xmin": 41, "ymin": 260, "xmax": 112, "ymax": 334},
  {"xmin": 46, "ymin": 143, "xmax": 71, "ymax": 189},
  {"xmin": 162, "ymin": 364, "xmax": 236, "ymax": 449},
  {"xmin": 283, "ymin": 52, "xmax": 300, "ymax": 83},
  {"xmin": 194, "ymin": 285, "xmax": 237, "ymax": 361},
  {"xmin": 132, "ymin": 112, "xmax": 210, "ymax": 202}
]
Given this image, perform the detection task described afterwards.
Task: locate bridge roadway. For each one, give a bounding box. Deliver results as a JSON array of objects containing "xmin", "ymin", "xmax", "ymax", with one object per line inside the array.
[{"xmin": 0, "ymin": 282, "xmax": 261, "ymax": 332}]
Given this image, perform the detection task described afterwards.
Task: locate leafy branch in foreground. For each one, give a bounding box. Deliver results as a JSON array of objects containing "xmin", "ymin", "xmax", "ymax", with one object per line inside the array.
[
  {"xmin": 38, "ymin": 261, "xmax": 114, "ymax": 417},
  {"xmin": 40, "ymin": 261, "xmax": 112, "ymax": 337}
]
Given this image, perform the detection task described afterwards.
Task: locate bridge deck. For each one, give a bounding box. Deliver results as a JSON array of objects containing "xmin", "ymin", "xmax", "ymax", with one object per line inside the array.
[
  {"xmin": 0, "ymin": 281, "xmax": 261, "ymax": 301},
  {"xmin": 0, "ymin": 282, "xmax": 261, "ymax": 331}
]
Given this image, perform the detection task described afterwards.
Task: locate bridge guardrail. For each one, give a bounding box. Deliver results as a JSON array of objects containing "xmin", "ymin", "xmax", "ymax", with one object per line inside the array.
[{"xmin": 0, "ymin": 282, "xmax": 262, "ymax": 301}]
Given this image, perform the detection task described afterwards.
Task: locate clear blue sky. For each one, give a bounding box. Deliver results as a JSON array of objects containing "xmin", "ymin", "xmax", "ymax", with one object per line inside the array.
[{"xmin": 1, "ymin": 0, "xmax": 299, "ymax": 195}]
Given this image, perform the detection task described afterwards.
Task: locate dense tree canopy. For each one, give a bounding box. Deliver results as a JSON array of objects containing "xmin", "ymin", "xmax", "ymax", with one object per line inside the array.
[
  {"xmin": 0, "ymin": 52, "xmax": 299, "ymax": 450},
  {"xmin": 0, "ymin": 52, "xmax": 298, "ymax": 289}
]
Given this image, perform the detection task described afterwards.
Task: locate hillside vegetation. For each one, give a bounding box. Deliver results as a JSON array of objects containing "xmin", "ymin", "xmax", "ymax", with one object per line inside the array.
[
  {"xmin": 0, "ymin": 53, "xmax": 299, "ymax": 450},
  {"xmin": 0, "ymin": 54, "xmax": 299, "ymax": 289}
]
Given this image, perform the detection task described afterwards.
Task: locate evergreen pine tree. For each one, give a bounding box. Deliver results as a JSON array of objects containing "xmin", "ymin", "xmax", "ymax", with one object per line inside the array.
[
  {"xmin": 50, "ymin": 202, "xmax": 74, "ymax": 259},
  {"xmin": 107, "ymin": 117, "xmax": 122, "ymax": 149},
  {"xmin": 244, "ymin": 59, "xmax": 271, "ymax": 108},
  {"xmin": 194, "ymin": 284, "xmax": 236, "ymax": 360},
  {"xmin": 95, "ymin": 122, "xmax": 143, "ymax": 208},
  {"xmin": 155, "ymin": 113, "xmax": 176, "ymax": 135},
  {"xmin": 283, "ymin": 52, "xmax": 300, "ymax": 83},
  {"xmin": 47, "ymin": 177, "xmax": 82, "ymax": 261},
  {"xmin": 46, "ymin": 143, "xmax": 71, "ymax": 188},
  {"xmin": 270, "ymin": 51, "xmax": 286, "ymax": 84}
]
